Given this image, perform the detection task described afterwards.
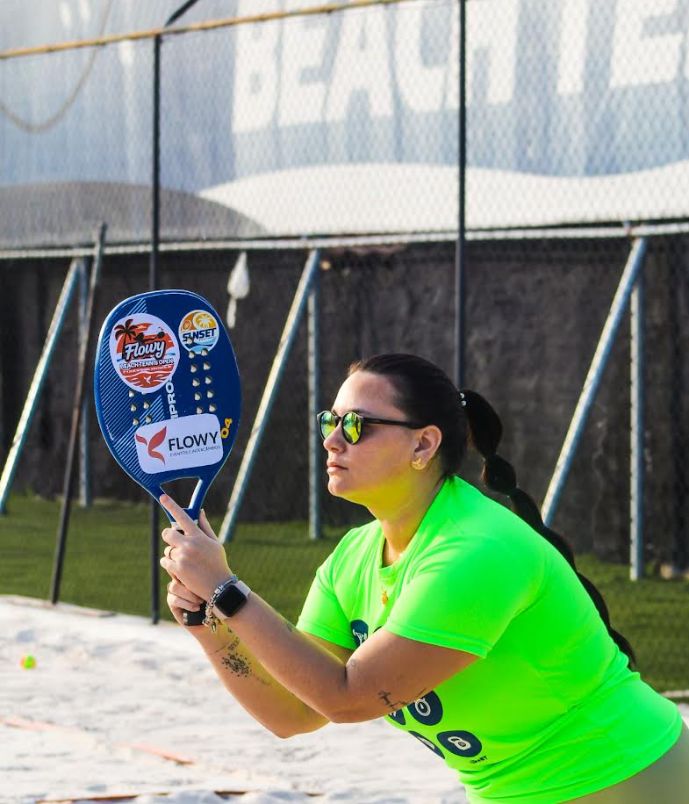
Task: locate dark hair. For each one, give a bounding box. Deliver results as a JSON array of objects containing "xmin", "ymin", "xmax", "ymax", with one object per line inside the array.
[{"xmin": 349, "ymin": 353, "xmax": 636, "ymax": 669}]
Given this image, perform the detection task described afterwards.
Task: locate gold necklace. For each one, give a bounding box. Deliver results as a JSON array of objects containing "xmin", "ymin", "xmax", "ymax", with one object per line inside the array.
[{"xmin": 381, "ymin": 589, "xmax": 389, "ymax": 606}]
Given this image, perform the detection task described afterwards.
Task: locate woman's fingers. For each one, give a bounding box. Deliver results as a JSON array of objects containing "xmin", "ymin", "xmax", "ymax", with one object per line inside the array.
[
  {"xmin": 167, "ymin": 592, "xmax": 201, "ymax": 612},
  {"xmin": 161, "ymin": 526, "xmax": 186, "ymax": 547},
  {"xmin": 159, "ymin": 494, "xmax": 195, "ymax": 534},
  {"xmin": 198, "ymin": 509, "xmax": 218, "ymax": 540},
  {"xmin": 167, "ymin": 579, "xmax": 204, "ymax": 605}
]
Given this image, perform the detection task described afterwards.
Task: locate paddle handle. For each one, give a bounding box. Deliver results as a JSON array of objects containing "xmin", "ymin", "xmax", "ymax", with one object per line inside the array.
[
  {"xmin": 183, "ymin": 606, "xmax": 206, "ymax": 627},
  {"xmin": 171, "ymin": 524, "xmax": 207, "ymax": 627}
]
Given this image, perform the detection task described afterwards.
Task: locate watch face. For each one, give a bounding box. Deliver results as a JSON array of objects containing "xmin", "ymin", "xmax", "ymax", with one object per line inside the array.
[{"xmin": 216, "ymin": 582, "xmax": 248, "ymax": 617}]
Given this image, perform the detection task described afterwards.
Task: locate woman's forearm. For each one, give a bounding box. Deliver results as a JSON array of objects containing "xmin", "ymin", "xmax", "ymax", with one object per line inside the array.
[
  {"xmin": 218, "ymin": 593, "xmax": 351, "ymax": 722},
  {"xmin": 192, "ymin": 622, "xmax": 330, "ymax": 738}
]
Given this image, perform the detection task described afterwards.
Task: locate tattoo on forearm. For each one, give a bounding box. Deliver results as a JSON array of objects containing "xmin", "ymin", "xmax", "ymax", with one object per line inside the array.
[
  {"xmin": 378, "ymin": 688, "xmax": 431, "ymax": 711},
  {"xmin": 378, "ymin": 690, "xmax": 407, "ymax": 710},
  {"xmin": 209, "ymin": 634, "xmax": 240, "ymax": 656},
  {"xmin": 221, "ymin": 653, "xmax": 252, "ymax": 678},
  {"xmin": 217, "ymin": 638, "xmax": 270, "ymax": 686}
]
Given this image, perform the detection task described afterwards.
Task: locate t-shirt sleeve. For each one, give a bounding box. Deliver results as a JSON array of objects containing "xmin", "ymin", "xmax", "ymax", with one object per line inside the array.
[
  {"xmin": 384, "ymin": 535, "xmax": 542, "ymax": 658},
  {"xmin": 296, "ymin": 551, "xmax": 357, "ymax": 650}
]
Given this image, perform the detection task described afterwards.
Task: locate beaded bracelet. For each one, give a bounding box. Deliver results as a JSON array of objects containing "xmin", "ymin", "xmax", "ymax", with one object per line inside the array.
[{"xmin": 203, "ymin": 574, "xmax": 239, "ymax": 632}]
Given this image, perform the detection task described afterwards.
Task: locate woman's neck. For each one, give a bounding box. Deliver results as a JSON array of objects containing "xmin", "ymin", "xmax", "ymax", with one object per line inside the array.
[{"xmin": 372, "ymin": 475, "xmax": 445, "ymax": 565}]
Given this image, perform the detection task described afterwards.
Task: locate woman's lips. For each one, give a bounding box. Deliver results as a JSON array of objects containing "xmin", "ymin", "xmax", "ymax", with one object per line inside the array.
[{"xmin": 327, "ymin": 462, "xmax": 347, "ymax": 473}]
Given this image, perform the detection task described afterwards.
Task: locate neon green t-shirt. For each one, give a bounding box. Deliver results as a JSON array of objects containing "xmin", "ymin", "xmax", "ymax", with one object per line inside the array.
[{"xmin": 297, "ymin": 476, "xmax": 682, "ymax": 803}]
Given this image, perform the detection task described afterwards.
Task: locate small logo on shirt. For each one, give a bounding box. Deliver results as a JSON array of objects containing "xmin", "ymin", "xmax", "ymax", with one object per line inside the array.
[{"xmin": 350, "ymin": 619, "xmax": 369, "ymax": 646}]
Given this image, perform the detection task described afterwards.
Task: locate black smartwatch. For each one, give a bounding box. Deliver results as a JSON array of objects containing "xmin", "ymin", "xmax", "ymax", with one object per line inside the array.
[{"xmin": 213, "ymin": 575, "xmax": 251, "ymax": 619}]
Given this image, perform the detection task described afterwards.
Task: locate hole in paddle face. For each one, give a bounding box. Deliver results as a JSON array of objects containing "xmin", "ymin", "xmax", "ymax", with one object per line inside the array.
[{"xmin": 160, "ymin": 478, "xmax": 202, "ymax": 520}]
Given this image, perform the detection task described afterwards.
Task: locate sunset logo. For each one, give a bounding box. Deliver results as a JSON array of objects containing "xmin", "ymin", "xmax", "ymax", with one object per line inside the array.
[{"xmin": 178, "ymin": 309, "xmax": 220, "ymax": 355}]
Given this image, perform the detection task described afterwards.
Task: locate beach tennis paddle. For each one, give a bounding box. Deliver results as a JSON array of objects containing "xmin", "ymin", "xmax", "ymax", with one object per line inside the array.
[{"xmin": 94, "ymin": 290, "xmax": 241, "ymax": 626}]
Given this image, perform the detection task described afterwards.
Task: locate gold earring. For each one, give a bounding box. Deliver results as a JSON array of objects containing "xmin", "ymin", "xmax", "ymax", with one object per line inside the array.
[{"xmin": 412, "ymin": 458, "xmax": 424, "ymax": 470}]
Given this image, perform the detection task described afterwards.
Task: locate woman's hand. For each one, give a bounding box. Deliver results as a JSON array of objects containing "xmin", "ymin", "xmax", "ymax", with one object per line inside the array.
[
  {"xmin": 159, "ymin": 494, "xmax": 233, "ymax": 601},
  {"xmin": 166, "ymin": 577, "xmax": 205, "ymax": 626}
]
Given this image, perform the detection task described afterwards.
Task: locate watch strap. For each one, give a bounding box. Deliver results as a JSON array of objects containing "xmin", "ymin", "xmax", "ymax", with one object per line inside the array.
[{"xmin": 213, "ymin": 575, "xmax": 251, "ymax": 619}]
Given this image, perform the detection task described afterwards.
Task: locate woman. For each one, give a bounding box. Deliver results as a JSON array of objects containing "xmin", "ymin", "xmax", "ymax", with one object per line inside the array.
[{"xmin": 159, "ymin": 353, "xmax": 689, "ymax": 803}]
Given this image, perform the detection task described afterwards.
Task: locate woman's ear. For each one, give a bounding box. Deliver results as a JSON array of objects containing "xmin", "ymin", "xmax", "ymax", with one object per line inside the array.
[{"xmin": 411, "ymin": 425, "xmax": 443, "ymax": 470}]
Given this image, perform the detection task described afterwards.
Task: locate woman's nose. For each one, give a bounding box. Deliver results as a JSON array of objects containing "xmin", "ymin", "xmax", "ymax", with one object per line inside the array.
[{"xmin": 322, "ymin": 423, "xmax": 345, "ymax": 451}]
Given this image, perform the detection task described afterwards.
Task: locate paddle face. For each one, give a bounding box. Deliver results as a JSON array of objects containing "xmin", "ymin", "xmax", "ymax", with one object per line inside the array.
[{"xmin": 94, "ymin": 290, "xmax": 241, "ymax": 524}]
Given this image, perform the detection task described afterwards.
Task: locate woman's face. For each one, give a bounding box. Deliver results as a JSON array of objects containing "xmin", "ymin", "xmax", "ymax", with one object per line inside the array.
[{"xmin": 322, "ymin": 371, "xmax": 431, "ymax": 506}]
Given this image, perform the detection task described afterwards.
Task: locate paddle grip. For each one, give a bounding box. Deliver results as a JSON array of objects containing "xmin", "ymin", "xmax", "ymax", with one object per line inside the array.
[
  {"xmin": 170, "ymin": 525, "xmax": 207, "ymax": 627},
  {"xmin": 183, "ymin": 606, "xmax": 207, "ymax": 627}
]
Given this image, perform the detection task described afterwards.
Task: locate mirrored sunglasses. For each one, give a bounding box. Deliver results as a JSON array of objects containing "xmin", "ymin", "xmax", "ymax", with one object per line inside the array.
[{"xmin": 317, "ymin": 410, "xmax": 425, "ymax": 445}]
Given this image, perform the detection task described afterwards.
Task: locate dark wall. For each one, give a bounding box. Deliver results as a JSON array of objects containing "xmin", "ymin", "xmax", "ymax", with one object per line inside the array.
[{"xmin": 1, "ymin": 237, "xmax": 687, "ymax": 565}]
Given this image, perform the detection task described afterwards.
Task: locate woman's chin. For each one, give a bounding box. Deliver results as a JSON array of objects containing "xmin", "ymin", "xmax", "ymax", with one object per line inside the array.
[{"xmin": 327, "ymin": 476, "xmax": 360, "ymax": 503}]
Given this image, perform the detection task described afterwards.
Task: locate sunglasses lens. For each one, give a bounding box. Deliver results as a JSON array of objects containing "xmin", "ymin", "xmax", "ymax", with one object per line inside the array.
[
  {"xmin": 318, "ymin": 411, "xmax": 336, "ymax": 440},
  {"xmin": 342, "ymin": 412, "xmax": 362, "ymax": 444}
]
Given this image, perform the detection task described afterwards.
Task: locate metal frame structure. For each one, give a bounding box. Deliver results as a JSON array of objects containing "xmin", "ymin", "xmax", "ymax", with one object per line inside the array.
[
  {"xmin": 78, "ymin": 258, "xmax": 92, "ymax": 507},
  {"xmin": 219, "ymin": 249, "xmax": 322, "ymax": 544},
  {"xmin": 0, "ymin": 0, "xmax": 674, "ymax": 583},
  {"xmin": 2, "ymin": 219, "xmax": 688, "ymax": 261},
  {"xmin": 541, "ymin": 237, "xmax": 648, "ymax": 580},
  {"xmin": 0, "ymin": 260, "xmax": 81, "ymax": 513},
  {"xmin": 51, "ymin": 224, "xmax": 107, "ymax": 605}
]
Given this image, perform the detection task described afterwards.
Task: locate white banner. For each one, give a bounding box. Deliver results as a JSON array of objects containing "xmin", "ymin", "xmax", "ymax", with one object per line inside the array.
[{"xmin": 3, "ymin": 0, "xmax": 689, "ymax": 234}]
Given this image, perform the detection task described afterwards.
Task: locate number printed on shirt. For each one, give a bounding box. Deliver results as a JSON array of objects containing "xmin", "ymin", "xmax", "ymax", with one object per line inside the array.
[
  {"xmin": 408, "ymin": 691, "xmax": 443, "ymax": 726},
  {"xmin": 387, "ymin": 690, "xmax": 485, "ymax": 762}
]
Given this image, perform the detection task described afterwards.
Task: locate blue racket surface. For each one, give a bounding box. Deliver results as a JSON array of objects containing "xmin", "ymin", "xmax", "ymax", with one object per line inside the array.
[{"xmin": 94, "ymin": 289, "xmax": 241, "ymax": 625}]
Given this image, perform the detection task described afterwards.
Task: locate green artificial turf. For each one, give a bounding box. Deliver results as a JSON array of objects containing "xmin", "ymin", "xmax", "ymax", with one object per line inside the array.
[{"xmin": 1, "ymin": 491, "xmax": 687, "ymax": 695}]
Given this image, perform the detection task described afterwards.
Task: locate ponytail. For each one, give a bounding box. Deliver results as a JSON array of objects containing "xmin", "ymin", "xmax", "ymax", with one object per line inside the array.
[
  {"xmin": 462, "ymin": 389, "xmax": 637, "ymax": 669},
  {"xmin": 346, "ymin": 353, "xmax": 636, "ymax": 669}
]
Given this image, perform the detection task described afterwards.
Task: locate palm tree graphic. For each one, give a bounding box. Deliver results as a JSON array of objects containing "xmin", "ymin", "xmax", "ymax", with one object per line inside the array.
[{"xmin": 114, "ymin": 319, "xmax": 138, "ymax": 353}]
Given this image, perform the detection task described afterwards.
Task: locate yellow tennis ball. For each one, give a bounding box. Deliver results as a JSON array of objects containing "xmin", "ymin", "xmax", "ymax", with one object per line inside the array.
[{"xmin": 20, "ymin": 654, "xmax": 36, "ymax": 669}]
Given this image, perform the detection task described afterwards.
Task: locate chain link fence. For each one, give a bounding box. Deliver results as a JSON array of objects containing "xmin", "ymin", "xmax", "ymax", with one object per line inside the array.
[{"xmin": 0, "ymin": 0, "xmax": 687, "ymax": 693}]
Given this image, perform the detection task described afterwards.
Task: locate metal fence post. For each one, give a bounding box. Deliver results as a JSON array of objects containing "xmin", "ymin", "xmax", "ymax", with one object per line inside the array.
[
  {"xmin": 79, "ymin": 258, "xmax": 92, "ymax": 507},
  {"xmin": 0, "ymin": 261, "xmax": 80, "ymax": 514},
  {"xmin": 51, "ymin": 224, "xmax": 107, "ymax": 605},
  {"xmin": 542, "ymin": 237, "xmax": 648, "ymax": 527},
  {"xmin": 454, "ymin": 0, "xmax": 467, "ymax": 389},
  {"xmin": 630, "ymin": 270, "xmax": 645, "ymax": 580},
  {"xmin": 308, "ymin": 266, "xmax": 322, "ymax": 540},
  {"xmin": 220, "ymin": 248, "xmax": 322, "ymax": 543}
]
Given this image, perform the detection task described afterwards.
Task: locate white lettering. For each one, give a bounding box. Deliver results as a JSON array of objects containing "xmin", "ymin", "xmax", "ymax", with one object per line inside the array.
[
  {"xmin": 611, "ymin": 0, "xmax": 681, "ymax": 88},
  {"xmin": 166, "ymin": 381, "xmax": 178, "ymax": 420},
  {"xmin": 557, "ymin": 0, "xmax": 590, "ymax": 96},
  {"xmin": 414, "ymin": 698, "xmax": 432, "ymax": 717},
  {"xmin": 122, "ymin": 340, "xmax": 166, "ymax": 362},
  {"xmin": 78, "ymin": 0, "xmax": 91, "ymax": 24},
  {"xmin": 59, "ymin": 2, "xmax": 72, "ymax": 29},
  {"xmin": 325, "ymin": 5, "xmax": 393, "ymax": 121},
  {"xmin": 118, "ymin": 40, "xmax": 135, "ymax": 69},
  {"xmin": 395, "ymin": 4, "xmax": 444, "ymax": 113},
  {"xmin": 279, "ymin": 0, "xmax": 327, "ymax": 126},
  {"xmin": 446, "ymin": 0, "xmax": 518, "ymax": 109},
  {"xmin": 232, "ymin": 0, "xmax": 280, "ymax": 133}
]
